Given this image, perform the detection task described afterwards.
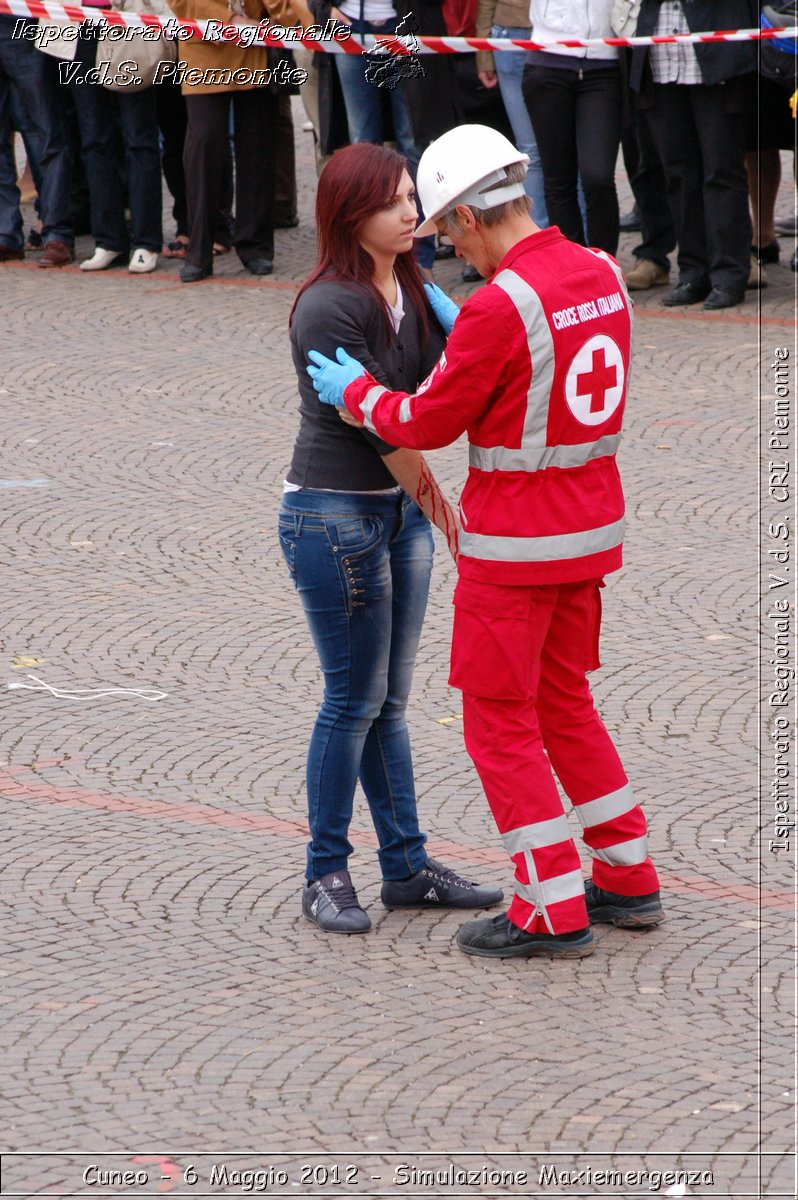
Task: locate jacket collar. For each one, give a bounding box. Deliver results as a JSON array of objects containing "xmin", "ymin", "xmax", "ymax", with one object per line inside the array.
[{"xmin": 491, "ymin": 227, "xmax": 565, "ymax": 279}]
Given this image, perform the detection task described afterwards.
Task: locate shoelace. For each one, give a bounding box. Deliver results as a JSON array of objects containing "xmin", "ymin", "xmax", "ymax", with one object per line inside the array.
[
  {"xmin": 424, "ymin": 858, "xmax": 473, "ymax": 891},
  {"xmin": 321, "ymin": 879, "xmax": 361, "ymax": 913}
]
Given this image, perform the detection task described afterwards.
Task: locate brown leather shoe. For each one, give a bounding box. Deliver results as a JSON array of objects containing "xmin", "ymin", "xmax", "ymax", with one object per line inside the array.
[
  {"xmin": 625, "ymin": 259, "xmax": 669, "ymax": 291},
  {"xmin": 39, "ymin": 239, "xmax": 74, "ymax": 268},
  {"xmin": 0, "ymin": 245, "xmax": 24, "ymax": 262}
]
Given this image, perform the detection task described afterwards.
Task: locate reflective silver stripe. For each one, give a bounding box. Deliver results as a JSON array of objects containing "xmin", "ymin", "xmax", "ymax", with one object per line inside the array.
[
  {"xmin": 399, "ymin": 397, "xmax": 413, "ymax": 423},
  {"xmin": 519, "ymin": 849, "xmax": 553, "ymax": 932},
  {"xmin": 459, "ymin": 517, "xmax": 625, "ymax": 563},
  {"xmin": 469, "ymin": 434, "xmax": 622, "ymax": 473},
  {"xmin": 358, "ymin": 384, "xmax": 388, "ymax": 433},
  {"xmin": 589, "ymin": 248, "xmax": 634, "ymax": 314},
  {"xmin": 492, "ymin": 268, "xmax": 554, "ymax": 447},
  {"xmin": 502, "ymin": 816, "xmax": 573, "ymax": 857},
  {"xmin": 514, "ymin": 868, "xmax": 586, "ymax": 910},
  {"xmin": 590, "ymin": 835, "xmax": 649, "ymax": 868},
  {"xmin": 588, "ymin": 249, "xmax": 635, "ymax": 390},
  {"xmin": 575, "ymin": 784, "xmax": 638, "ymax": 830}
]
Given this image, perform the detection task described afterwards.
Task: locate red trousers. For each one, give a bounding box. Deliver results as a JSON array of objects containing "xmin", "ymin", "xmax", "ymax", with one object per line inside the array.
[{"xmin": 450, "ymin": 577, "xmax": 659, "ymax": 934}]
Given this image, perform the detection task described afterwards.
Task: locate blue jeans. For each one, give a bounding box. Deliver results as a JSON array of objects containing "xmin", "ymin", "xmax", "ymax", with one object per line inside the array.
[
  {"xmin": 9, "ymin": 80, "xmax": 42, "ymax": 219},
  {"xmin": 0, "ymin": 16, "xmax": 73, "ymax": 250},
  {"xmin": 334, "ymin": 18, "xmax": 434, "ymax": 269},
  {"xmin": 278, "ymin": 489, "xmax": 432, "ymax": 882},
  {"xmin": 334, "ymin": 19, "xmax": 419, "ymax": 161},
  {"xmin": 70, "ymin": 74, "xmax": 162, "ymax": 253},
  {"xmin": 491, "ymin": 26, "xmax": 548, "ymax": 228}
]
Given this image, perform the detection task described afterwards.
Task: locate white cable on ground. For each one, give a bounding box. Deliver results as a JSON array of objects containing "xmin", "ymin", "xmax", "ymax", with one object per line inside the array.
[{"xmin": 7, "ymin": 673, "xmax": 167, "ymax": 701}]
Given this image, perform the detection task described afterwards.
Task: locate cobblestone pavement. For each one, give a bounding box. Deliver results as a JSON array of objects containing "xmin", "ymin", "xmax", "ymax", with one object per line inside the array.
[{"xmin": 0, "ymin": 110, "xmax": 795, "ymax": 1199}]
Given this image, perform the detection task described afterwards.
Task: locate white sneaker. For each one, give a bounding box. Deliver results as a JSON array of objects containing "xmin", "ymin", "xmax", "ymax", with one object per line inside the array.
[
  {"xmin": 129, "ymin": 248, "xmax": 158, "ymax": 274},
  {"xmin": 80, "ymin": 247, "xmax": 125, "ymax": 272}
]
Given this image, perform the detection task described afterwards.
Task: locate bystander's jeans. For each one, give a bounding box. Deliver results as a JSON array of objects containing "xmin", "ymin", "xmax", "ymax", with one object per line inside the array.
[
  {"xmin": 278, "ymin": 488, "xmax": 432, "ymax": 883},
  {"xmin": 0, "ymin": 15, "xmax": 73, "ymax": 250},
  {"xmin": 70, "ymin": 74, "xmax": 162, "ymax": 254},
  {"xmin": 9, "ymin": 79, "xmax": 42, "ymax": 217},
  {"xmin": 491, "ymin": 25, "xmax": 548, "ymax": 228},
  {"xmin": 334, "ymin": 18, "xmax": 419, "ymax": 156},
  {"xmin": 334, "ymin": 18, "xmax": 434, "ymax": 268}
]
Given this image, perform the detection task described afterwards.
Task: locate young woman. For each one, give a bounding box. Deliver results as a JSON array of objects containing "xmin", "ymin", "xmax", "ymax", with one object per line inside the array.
[{"xmin": 282, "ymin": 143, "xmax": 503, "ymax": 934}]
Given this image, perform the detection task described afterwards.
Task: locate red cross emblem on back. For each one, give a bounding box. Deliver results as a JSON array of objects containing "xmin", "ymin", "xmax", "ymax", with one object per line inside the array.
[
  {"xmin": 565, "ymin": 335, "xmax": 625, "ymax": 427},
  {"xmin": 576, "ymin": 347, "xmax": 618, "ymax": 414}
]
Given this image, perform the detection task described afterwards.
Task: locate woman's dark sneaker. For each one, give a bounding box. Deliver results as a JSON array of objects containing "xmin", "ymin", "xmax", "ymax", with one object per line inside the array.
[
  {"xmin": 302, "ymin": 870, "xmax": 371, "ymax": 934},
  {"xmin": 456, "ymin": 913, "xmax": 594, "ymax": 959},
  {"xmin": 584, "ymin": 881, "xmax": 664, "ymax": 928},
  {"xmin": 381, "ymin": 857, "xmax": 503, "ymax": 910}
]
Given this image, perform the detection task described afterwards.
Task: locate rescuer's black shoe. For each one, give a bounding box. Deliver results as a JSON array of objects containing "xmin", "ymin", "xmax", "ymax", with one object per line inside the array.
[
  {"xmin": 584, "ymin": 881, "xmax": 664, "ymax": 928},
  {"xmin": 456, "ymin": 913, "xmax": 594, "ymax": 959}
]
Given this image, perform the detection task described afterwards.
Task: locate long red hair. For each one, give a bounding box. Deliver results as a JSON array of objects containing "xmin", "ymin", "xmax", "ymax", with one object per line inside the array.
[{"xmin": 290, "ymin": 143, "xmax": 430, "ymax": 345}]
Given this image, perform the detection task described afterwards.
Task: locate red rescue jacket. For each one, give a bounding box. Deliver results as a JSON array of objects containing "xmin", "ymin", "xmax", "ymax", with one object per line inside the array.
[{"xmin": 345, "ymin": 227, "xmax": 633, "ymax": 585}]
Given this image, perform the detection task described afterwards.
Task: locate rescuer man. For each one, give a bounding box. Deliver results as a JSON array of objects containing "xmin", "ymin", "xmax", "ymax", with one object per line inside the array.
[{"xmin": 306, "ymin": 124, "xmax": 664, "ymax": 960}]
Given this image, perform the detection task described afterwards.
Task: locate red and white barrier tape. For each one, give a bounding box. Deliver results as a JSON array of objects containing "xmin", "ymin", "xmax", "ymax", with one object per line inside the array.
[
  {"xmin": 0, "ymin": 0, "xmax": 795, "ymax": 55},
  {"xmin": 0, "ymin": 0, "xmax": 365, "ymax": 53}
]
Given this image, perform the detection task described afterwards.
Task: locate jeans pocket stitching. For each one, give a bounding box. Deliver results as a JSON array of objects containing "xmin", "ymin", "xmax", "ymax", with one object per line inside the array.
[
  {"xmin": 330, "ymin": 517, "xmax": 384, "ymax": 558},
  {"xmin": 277, "ymin": 528, "xmax": 298, "ymax": 581},
  {"xmin": 335, "ymin": 519, "xmax": 387, "ymax": 613}
]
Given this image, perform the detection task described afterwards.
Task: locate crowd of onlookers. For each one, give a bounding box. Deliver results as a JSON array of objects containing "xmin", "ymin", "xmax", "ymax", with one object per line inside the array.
[{"xmin": 1, "ymin": 0, "xmax": 796, "ymax": 305}]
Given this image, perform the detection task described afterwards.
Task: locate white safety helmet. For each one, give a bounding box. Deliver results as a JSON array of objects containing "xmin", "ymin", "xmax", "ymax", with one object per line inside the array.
[{"xmin": 414, "ymin": 124, "xmax": 529, "ymax": 238}]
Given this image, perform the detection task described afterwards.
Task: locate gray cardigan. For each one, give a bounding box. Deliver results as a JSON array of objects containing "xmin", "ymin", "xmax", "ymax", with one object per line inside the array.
[{"xmin": 287, "ymin": 279, "xmax": 446, "ymax": 491}]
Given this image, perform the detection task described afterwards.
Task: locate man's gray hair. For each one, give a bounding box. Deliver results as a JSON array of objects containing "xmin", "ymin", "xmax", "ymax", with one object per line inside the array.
[{"xmin": 439, "ymin": 162, "xmax": 532, "ymax": 234}]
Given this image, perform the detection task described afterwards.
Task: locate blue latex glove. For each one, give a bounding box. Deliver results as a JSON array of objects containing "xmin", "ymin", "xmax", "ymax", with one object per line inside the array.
[
  {"xmin": 307, "ymin": 347, "xmax": 366, "ymax": 408},
  {"xmin": 424, "ymin": 281, "xmax": 459, "ymax": 336},
  {"xmin": 761, "ymin": 8, "xmax": 798, "ymax": 54}
]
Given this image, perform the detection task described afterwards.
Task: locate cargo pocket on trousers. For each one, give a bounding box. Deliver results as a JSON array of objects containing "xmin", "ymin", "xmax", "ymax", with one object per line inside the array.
[
  {"xmin": 585, "ymin": 581, "xmax": 604, "ymax": 674},
  {"xmin": 448, "ymin": 579, "xmax": 534, "ymax": 700}
]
